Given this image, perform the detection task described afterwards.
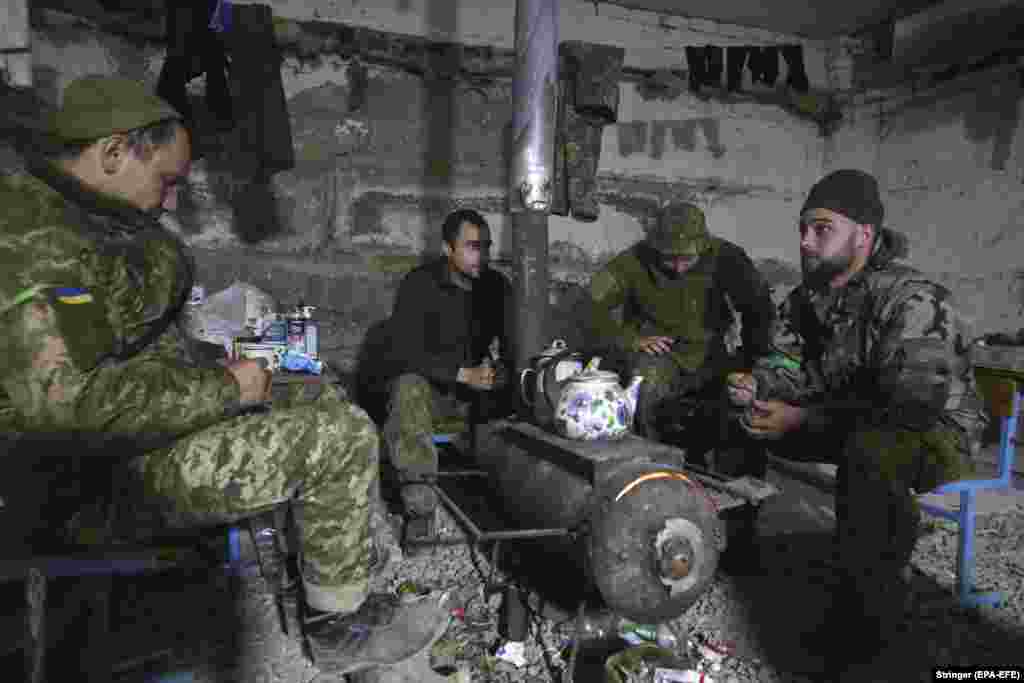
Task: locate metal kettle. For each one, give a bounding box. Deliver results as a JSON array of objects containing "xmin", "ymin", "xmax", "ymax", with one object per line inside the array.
[{"xmin": 519, "ymin": 339, "xmax": 585, "ymax": 427}]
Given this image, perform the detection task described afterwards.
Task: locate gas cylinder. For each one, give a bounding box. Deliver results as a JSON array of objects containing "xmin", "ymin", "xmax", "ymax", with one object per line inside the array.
[{"xmin": 474, "ymin": 420, "xmax": 723, "ymax": 624}]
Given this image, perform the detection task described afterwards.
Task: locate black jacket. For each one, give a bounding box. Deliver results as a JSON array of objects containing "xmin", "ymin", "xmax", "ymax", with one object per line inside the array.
[{"xmin": 381, "ymin": 258, "xmax": 514, "ymax": 388}]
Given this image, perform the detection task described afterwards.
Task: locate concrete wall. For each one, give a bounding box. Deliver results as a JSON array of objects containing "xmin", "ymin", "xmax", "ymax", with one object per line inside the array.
[
  {"xmin": 4, "ymin": 1, "xmax": 830, "ymax": 374},
  {"xmin": 830, "ymin": 63, "xmax": 1024, "ymax": 338}
]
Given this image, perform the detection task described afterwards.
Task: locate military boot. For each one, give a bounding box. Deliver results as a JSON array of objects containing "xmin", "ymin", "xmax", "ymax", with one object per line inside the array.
[{"xmin": 305, "ymin": 591, "xmax": 451, "ymax": 675}]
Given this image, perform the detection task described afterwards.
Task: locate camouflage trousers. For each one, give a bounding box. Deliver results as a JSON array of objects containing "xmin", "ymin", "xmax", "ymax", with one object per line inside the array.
[
  {"xmin": 773, "ymin": 420, "xmax": 973, "ymax": 632},
  {"xmin": 133, "ymin": 382, "xmax": 379, "ymax": 614},
  {"xmin": 381, "ymin": 374, "xmax": 470, "ymax": 480}
]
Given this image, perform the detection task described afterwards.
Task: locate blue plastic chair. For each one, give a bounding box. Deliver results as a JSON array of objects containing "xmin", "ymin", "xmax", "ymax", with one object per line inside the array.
[{"xmin": 918, "ymin": 371, "xmax": 1020, "ymax": 608}]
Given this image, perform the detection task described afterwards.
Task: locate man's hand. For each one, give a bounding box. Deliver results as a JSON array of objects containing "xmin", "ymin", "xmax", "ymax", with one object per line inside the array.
[
  {"xmin": 226, "ymin": 359, "xmax": 272, "ymax": 405},
  {"xmin": 458, "ymin": 364, "xmax": 496, "ymax": 390},
  {"xmin": 634, "ymin": 336, "xmax": 675, "ymax": 356},
  {"xmin": 740, "ymin": 399, "xmax": 806, "ymax": 440}
]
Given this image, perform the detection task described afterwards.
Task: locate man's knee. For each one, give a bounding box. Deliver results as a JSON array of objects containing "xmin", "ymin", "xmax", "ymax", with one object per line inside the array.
[{"xmin": 387, "ymin": 374, "xmax": 436, "ymax": 412}]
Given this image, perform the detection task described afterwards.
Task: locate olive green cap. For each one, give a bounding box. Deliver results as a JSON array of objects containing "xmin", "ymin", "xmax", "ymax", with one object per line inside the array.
[
  {"xmin": 647, "ymin": 202, "xmax": 710, "ymax": 257},
  {"xmin": 48, "ymin": 75, "xmax": 182, "ymax": 141}
]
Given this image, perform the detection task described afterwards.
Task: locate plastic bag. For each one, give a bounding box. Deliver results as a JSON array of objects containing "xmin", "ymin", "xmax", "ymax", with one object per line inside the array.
[{"xmin": 184, "ymin": 281, "xmax": 278, "ymax": 352}]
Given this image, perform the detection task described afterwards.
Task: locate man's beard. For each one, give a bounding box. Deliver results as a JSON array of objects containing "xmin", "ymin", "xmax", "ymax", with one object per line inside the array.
[{"xmin": 801, "ymin": 237, "xmax": 856, "ymax": 289}]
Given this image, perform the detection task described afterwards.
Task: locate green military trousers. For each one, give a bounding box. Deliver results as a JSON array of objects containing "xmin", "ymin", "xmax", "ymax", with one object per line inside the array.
[
  {"xmin": 775, "ymin": 420, "xmax": 972, "ymax": 632},
  {"xmin": 134, "ymin": 384, "xmax": 379, "ymax": 614},
  {"xmin": 381, "ymin": 374, "xmax": 470, "ymax": 480}
]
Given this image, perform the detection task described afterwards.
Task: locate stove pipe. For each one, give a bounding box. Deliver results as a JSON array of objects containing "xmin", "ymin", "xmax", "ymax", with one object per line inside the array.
[{"xmin": 509, "ymin": 0, "xmax": 558, "ymax": 374}]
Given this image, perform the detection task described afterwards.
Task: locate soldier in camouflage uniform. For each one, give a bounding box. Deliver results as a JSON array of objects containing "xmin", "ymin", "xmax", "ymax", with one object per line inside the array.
[
  {"xmin": 585, "ymin": 201, "xmax": 776, "ymax": 453},
  {"xmin": 0, "ymin": 76, "xmax": 448, "ymax": 675},
  {"xmin": 729, "ymin": 169, "xmax": 988, "ymax": 675}
]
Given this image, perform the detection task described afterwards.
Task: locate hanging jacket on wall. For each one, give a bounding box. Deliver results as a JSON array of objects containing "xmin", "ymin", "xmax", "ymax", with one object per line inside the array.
[
  {"xmin": 552, "ymin": 42, "xmax": 624, "ymax": 221},
  {"xmin": 781, "ymin": 44, "xmax": 810, "ymax": 93},
  {"xmin": 726, "ymin": 46, "xmax": 750, "ymax": 92},
  {"xmin": 156, "ymin": 0, "xmax": 234, "ymax": 131},
  {"xmin": 228, "ymin": 3, "xmax": 295, "ymax": 177},
  {"xmin": 685, "ymin": 45, "xmax": 724, "ymax": 92},
  {"xmin": 746, "ymin": 46, "xmax": 780, "ymax": 87}
]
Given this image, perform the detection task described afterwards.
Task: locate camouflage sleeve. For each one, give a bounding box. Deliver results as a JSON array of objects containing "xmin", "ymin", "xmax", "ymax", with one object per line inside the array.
[
  {"xmin": 750, "ymin": 291, "xmax": 819, "ymax": 404},
  {"xmin": 870, "ymin": 281, "xmax": 959, "ymax": 430},
  {"xmin": 586, "ymin": 258, "xmax": 640, "ymax": 351},
  {"xmin": 1, "ymin": 294, "xmax": 240, "ymax": 442}
]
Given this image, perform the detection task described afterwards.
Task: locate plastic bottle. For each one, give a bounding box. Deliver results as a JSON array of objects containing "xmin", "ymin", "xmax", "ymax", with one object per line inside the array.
[{"xmin": 569, "ymin": 610, "xmax": 678, "ymax": 649}]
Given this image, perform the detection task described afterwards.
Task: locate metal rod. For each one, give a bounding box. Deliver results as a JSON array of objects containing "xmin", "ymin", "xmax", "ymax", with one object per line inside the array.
[
  {"xmin": 763, "ymin": 454, "xmax": 837, "ymax": 493},
  {"xmin": 431, "ymin": 481, "xmax": 485, "ymax": 540},
  {"xmin": 430, "ymin": 482, "xmax": 571, "ymax": 542}
]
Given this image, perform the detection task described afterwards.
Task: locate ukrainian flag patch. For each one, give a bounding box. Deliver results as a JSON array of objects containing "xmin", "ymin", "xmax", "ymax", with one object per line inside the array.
[{"xmin": 54, "ymin": 287, "xmax": 94, "ymax": 304}]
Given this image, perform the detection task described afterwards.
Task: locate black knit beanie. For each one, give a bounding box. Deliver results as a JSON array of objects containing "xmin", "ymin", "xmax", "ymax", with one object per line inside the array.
[{"xmin": 801, "ymin": 169, "xmax": 884, "ymax": 227}]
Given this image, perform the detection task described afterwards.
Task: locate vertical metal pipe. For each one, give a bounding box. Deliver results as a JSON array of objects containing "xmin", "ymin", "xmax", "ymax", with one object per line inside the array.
[{"xmin": 509, "ymin": 0, "xmax": 558, "ymax": 373}]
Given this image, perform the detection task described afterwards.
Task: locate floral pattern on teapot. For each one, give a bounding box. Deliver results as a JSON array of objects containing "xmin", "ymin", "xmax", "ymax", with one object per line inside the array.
[{"xmin": 554, "ymin": 358, "xmax": 643, "ymax": 441}]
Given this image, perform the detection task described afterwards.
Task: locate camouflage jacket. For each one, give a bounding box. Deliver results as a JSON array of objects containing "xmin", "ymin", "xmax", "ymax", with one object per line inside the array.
[
  {"xmin": 755, "ymin": 228, "xmax": 988, "ymax": 441},
  {"xmin": 586, "ymin": 239, "xmax": 775, "ymax": 369},
  {"xmin": 0, "ymin": 162, "xmax": 240, "ymax": 449}
]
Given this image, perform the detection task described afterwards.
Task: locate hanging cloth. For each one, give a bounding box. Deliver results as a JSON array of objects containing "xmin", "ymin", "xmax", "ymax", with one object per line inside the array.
[
  {"xmin": 781, "ymin": 44, "xmax": 810, "ymax": 93},
  {"xmin": 156, "ymin": 0, "xmax": 234, "ymax": 131},
  {"xmin": 726, "ymin": 46, "xmax": 750, "ymax": 92},
  {"xmin": 747, "ymin": 46, "xmax": 780, "ymax": 87},
  {"xmin": 228, "ymin": 3, "xmax": 295, "ymax": 177},
  {"xmin": 552, "ymin": 42, "xmax": 625, "ymax": 221}
]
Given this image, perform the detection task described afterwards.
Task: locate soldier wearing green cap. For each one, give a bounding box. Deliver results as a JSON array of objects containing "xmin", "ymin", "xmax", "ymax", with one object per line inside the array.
[
  {"xmin": 585, "ymin": 201, "xmax": 776, "ymax": 452},
  {"xmin": 729, "ymin": 169, "xmax": 988, "ymax": 677},
  {"xmin": 0, "ymin": 75, "xmax": 448, "ymax": 675}
]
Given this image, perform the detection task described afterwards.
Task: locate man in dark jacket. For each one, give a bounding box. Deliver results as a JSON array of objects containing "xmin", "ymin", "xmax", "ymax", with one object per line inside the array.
[
  {"xmin": 731, "ymin": 169, "xmax": 988, "ymax": 677},
  {"xmin": 585, "ymin": 201, "xmax": 776, "ymax": 454},
  {"xmin": 0, "ymin": 76, "xmax": 448, "ymax": 676},
  {"xmin": 376, "ymin": 209, "xmax": 514, "ymax": 529}
]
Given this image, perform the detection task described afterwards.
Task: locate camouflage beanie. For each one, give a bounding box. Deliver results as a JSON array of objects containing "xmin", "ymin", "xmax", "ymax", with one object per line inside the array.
[
  {"xmin": 48, "ymin": 75, "xmax": 182, "ymax": 141},
  {"xmin": 647, "ymin": 202, "xmax": 711, "ymax": 257},
  {"xmin": 801, "ymin": 169, "xmax": 884, "ymax": 227}
]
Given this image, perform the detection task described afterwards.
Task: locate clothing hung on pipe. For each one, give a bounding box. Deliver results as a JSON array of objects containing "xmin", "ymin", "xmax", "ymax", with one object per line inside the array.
[{"xmin": 552, "ymin": 42, "xmax": 625, "ymax": 221}]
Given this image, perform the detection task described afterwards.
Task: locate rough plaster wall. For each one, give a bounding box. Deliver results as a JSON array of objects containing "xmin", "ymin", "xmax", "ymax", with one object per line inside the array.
[
  {"xmin": 835, "ymin": 70, "xmax": 1024, "ymax": 338},
  {"xmin": 8, "ymin": 5, "xmax": 828, "ymax": 371},
  {"xmin": 244, "ymin": 0, "xmax": 829, "ymax": 83}
]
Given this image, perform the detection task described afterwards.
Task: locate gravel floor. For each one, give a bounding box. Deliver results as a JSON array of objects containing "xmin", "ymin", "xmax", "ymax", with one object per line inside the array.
[{"xmin": 94, "ymin": 486, "xmax": 1024, "ymax": 683}]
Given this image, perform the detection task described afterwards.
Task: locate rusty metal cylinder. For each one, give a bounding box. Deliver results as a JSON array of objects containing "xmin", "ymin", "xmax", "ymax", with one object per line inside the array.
[{"xmin": 476, "ymin": 424, "xmax": 722, "ymax": 624}]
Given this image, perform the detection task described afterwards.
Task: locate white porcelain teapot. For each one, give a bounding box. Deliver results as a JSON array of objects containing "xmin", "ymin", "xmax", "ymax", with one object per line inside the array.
[{"xmin": 554, "ymin": 357, "xmax": 644, "ymax": 441}]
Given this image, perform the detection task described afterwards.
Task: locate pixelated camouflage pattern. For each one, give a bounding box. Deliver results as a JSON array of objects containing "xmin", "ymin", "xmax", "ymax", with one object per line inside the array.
[
  {"xmin": 587, "ymin": 240, "xmax": 722, "ymax": 370},
  {"xmin": 0, "ymin": 166, "xmax": 380, "ymax": 613},
  {"xmin": 381, "ymin": 374, "xmax": 469, "ymax": 478},
  {"xmin": 0, "ymin": 167, "xmax": 239, "ymax": 441},
  {"xmin": 135, "ymin": 385, "xmax": 378, "ymax": 613}
]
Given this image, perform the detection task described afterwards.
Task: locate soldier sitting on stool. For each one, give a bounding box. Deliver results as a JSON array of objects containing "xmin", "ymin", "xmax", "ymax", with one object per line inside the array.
[{"xmin": 363, "ymin": 209, "xmax": 516, "ymax": 538}]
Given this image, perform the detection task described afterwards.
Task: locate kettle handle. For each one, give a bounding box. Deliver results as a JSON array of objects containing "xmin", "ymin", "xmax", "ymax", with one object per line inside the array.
[{"xmin": 519, "ymin": 368, "xmax": 537, "ymax": 407}]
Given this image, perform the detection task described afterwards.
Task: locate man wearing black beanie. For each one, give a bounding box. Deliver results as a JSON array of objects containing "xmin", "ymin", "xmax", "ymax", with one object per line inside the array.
[{"xmin": 726, "ymin": 169, "xmax": 989, "ymax": 677}]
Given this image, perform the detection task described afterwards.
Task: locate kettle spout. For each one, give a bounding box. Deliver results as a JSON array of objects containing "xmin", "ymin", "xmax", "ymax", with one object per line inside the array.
[{"xmin": 625, "ymin": 375, "xmax": 644, "ymax": 420}]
